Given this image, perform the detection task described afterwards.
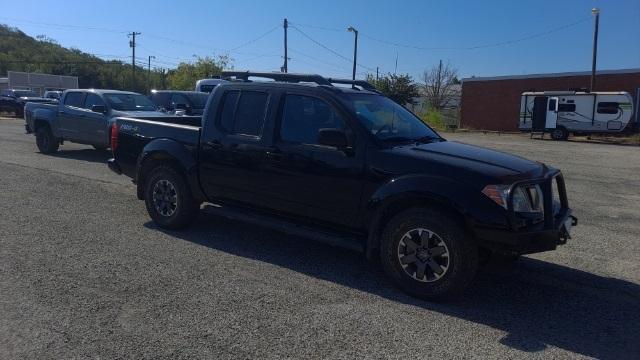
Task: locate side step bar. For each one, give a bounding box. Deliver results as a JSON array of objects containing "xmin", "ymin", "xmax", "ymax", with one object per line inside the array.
[{"xmin": 202, "ymin": 204, "xmax": 365, "ymax": 253}]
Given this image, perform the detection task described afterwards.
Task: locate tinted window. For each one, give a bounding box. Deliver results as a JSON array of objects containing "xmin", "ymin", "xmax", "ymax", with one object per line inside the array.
[
  {"xmin": 232, "ymin": 92, "xmax": 269, "ymax": 136},
  {"xmin": 200, "ymin": 85, "xmax": 217, "ymax": 93},
  {"xmin": 83, "ymin": 93, "xmax": 105, "ymax": 109},
  {"xmin": 219, "ymin": 91, "xmax": 239, "ymax": 132},
  {"xmin": 64, "ymin": 92, "xmax": 85, "ymax": 107},
  {"xmin": 548, "ymin": 98, "xmax": 557, "ymax": 111},
  {"xmin": 14, "ymin": 90, "xmax": 39, "ymax": 98},
  {"xmin": 558, "ymin": 103, "xmax": 576, "ymax": 112},
  {"xmin": 597, "ymin": 102, "xmax": 620, "ymax": 114},
  {"xmin": 150, "ymin": 92, "xmax": 171, "ymax": 108},
  {"xmin": 170, "ymin": 93, "xmax": 190, "ymax": 108},
  {"xmin": 185, "ymin": 92, "xmax": 209, "ymax": 108},
  {"xmin": 104, "ymin": 93, "xmax": 156, "ymax": 111},
  {"xmin": 280, "ymin": 95, "xmax": 345, "ymax": 144}
]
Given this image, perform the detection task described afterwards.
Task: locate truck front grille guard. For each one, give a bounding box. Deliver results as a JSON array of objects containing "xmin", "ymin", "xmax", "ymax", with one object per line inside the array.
[{"xmin": 505, "ymin": 171, "xmax": 569, "ymax": 231}]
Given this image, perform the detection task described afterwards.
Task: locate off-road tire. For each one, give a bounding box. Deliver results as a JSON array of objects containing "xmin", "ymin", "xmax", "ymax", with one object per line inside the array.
[
  {"xmin": 380, "ymin": 207, "xmax": 478, "ymax": 300},
  {"xmin": 35, "ymin": 126, "xmax": 59, "ymax": 154},
  {"xmin": 144, "ymin": 165, "xmax": 199, "ymax": 230}
]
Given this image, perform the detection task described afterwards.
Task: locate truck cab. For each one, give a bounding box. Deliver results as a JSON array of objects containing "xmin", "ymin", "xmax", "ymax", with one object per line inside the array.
[
  {"xmin": 108, "ymin": 71, "xmax": 577, "ymax": 300},
  {"xmin": 25, "ymin": 89, "xmax": 166, "ymax": 153}
]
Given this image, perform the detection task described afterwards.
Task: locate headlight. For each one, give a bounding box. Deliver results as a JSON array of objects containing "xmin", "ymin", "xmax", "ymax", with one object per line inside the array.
[{"xmin": 482, "ymin": 184, "xmax": 543, "ymax": 213}]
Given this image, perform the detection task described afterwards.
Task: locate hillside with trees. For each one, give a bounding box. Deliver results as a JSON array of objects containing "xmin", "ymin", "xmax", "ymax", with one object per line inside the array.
[{"xmin": 0, "ymin": 24, "xmax": 230, "ymax": 92}]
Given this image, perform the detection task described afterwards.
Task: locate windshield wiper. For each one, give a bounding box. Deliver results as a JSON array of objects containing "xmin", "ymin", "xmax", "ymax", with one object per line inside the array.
[
  {"xmin": 414, "ymin": 135, "xmax": 443, "ymax": 144},
  {"xmin": 379, "ymin": 136, "xmax": 414, "ymax": 143}
]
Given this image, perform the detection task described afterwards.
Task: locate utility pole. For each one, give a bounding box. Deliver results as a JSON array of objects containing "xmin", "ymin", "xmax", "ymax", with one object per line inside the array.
[
  {"xmin": 147, "ymin": 55, "xmax": 155, "ymax": 94},
  {"xmin": 161, "ymin": 68, "xmax": 166, "ymax": 89},
  {"xmin": 394, "ymin": 52, "xmax": 398, "ymax": 75},
  {"xmin": 283, "ymin": 18, "xmax": 288, "ymax": 73},
  {"xmin": 128, "ymin": 31, "xmax": 141, "ymax": 91},
  {"xmin": 590, "ymin": 8, "xmax": 600, "ymax": 92},
  {"xmin": 376, "ymin": 67, "xmax": 379, "ymax": 81},
  {"xmin": 347, "ymin": 26, "xmax": 358, "ymax": 81}
]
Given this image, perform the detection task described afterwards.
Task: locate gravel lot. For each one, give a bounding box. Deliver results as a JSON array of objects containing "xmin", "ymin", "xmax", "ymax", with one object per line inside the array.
[{"xmin": 1, "ymin": 116, "xmax": 638, "ymax": 359}]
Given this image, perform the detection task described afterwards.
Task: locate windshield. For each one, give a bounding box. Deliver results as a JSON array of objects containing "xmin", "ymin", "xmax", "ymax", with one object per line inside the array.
[
  {"xmin": 104, "ymin": 93, "xmax": 157, "ymax": 111},
  {"xmin": 340, "ymin": 93, "xmax": 441, "ymax": 143},
  {"xmin": 14, "ymin": 90, "xmax": 39, "ymax": 98},
  {"xmin": 186, "ymin": 93, "xmax": 209, "ymax": 108}
]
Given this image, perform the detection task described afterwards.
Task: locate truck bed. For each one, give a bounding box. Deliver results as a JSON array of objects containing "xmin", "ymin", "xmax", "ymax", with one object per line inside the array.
[{"xmin": 113, "ymin": 116, "xmax": 201, "ymax": 178}]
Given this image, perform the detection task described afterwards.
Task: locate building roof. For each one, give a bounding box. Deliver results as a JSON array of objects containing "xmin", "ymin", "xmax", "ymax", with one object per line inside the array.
[{"xmin": 462, "ymin": 68, "xmax": 640, "ymax": 83}]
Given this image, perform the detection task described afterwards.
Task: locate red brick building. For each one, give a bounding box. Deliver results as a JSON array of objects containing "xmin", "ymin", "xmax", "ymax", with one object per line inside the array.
[{"xmin": 460, "ymin": 68, "xmax": 640, "ymax": 131}]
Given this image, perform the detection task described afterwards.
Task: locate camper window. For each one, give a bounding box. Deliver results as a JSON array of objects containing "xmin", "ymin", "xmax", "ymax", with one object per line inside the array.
[
  {"xmin": 548, "ymin": 98, "xmax": 557, "ymax": 111},
  {"xmin": 558, "ymin": 104, "xmax": 576, "ymax": 112},
  {"xmin": 597, "ymin": 102, "xmax": 620, "ymax": 115}
]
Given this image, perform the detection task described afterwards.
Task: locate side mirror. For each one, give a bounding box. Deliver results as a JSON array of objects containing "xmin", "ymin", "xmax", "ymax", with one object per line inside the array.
[
  {"xmin": 318, "ymin": 128, "xmax": 348, "ymax": 149},
  {"xmin": 91, "ymin": 104, "xmax": 106, "ymax": 113}
]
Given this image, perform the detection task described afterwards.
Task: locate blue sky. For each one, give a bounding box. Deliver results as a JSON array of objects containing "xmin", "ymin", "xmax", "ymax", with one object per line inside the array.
[{"xmin": 1, "ymin": 0, "xmax": 638, "ymax": 81}]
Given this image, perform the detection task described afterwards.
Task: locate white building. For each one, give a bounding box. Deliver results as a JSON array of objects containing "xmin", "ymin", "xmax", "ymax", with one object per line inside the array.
[{"xmin": 0, "ymin": 71, "xmax": 78, "ymax": 96}]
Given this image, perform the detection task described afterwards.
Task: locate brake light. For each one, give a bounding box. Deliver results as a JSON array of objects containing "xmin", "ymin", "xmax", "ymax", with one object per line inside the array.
[{"xmin": 110, "ymin": 122, "xmax": 119, "ymax": 151}]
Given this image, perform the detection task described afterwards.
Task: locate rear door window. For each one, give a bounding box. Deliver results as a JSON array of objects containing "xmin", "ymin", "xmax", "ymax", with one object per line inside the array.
[
  {"xmin": 218, "ymin": 91, "xmax": 240, "ymax": 132},
  {"xmin": 218, "ymin": 91, "xmax": 269, "ymax": 137},
  {"xmin": 64, "ymin": 92, "xmax": 85, "ymax": 108}
]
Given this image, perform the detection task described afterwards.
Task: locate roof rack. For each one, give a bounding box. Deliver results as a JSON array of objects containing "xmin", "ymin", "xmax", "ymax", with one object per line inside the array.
[
  {"xmin": 221, "ymin": 71, "xmax": 378, "ymax": 92},
  {"xmin": 325, "ymin": 78, "xmax": 377, "ymax": 91}
]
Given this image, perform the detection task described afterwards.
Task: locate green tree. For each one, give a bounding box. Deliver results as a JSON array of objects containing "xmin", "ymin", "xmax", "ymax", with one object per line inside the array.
[
  {"xmin": 167, "ymin": 55, "xmax": 231, "ymax": 90},
  {"xmin": 367, "ymin": 73, "xmax": 419, "ymax": 105}
]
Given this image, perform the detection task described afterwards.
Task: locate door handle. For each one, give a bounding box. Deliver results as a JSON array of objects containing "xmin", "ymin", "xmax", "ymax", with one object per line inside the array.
[
  {"xmin": 265, "ymin": 149, "xmax": 283, "ymax": 160},
  {"xmin": 205, "ymin": 140, "xmax": 222, "ymax": 149}
]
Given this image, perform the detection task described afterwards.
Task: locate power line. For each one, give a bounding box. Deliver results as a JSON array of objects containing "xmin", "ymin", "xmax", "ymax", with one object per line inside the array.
[
  {"xmin": 290, "ymin": 26, "xmax": 376, "ymax": 72},
  {"xmin": 290, "ymin": 22, "xmax": 343, "ymax": 33},
  {"xmin": 230, "ymin": 24, "xmax": 280, "ymax": 51},
  {"xmin": 0, "ymin": 17, "xmax": 127, "ymax": 34},
  {"xmin": 299, "ymin": 17, "xmax": 591, "ymax": 51},
  {"xmin": 464, "ymin": 17, "xmax": 591, "ymax": 50},
  {"xmin": 289, "ymin": 48, "xmax": 351, "ymax": 72}
]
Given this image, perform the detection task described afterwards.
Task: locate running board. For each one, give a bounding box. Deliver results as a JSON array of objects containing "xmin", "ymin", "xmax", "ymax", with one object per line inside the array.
[{"xmin": 202, "ymin": 203, "xmax": 366, "ymax": 253}]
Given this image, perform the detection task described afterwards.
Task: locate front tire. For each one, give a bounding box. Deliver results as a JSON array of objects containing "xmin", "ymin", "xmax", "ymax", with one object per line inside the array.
[
  {"xmin": 144, "ymin": 165, "xmax": 199, "ymax": 230},
  {"xmin": 380, "ymin": 207, "xmax": 478, "ymax": 300},
  {"xmin": 35, "ymin": 126, "xmax": 59, "ymax": 154}
]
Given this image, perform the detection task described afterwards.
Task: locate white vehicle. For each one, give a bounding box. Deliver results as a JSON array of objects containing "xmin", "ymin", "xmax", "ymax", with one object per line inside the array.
[
  {"xmin": 519, "ymin": 91, "xmax": 634, "ymax": 140},
  {"xmin": 195, "ymin": 78, "xmax": 227, "ymax": 93}
]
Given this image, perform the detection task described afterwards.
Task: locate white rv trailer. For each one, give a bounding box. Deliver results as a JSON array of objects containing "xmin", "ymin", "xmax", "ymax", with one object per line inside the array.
[
  {"xmin": 195, "ymin": 78, "xmax": 227, "ymax": 93},
  {"xmin": 519, "ymin": 91, "xmax": 634, "ymax": 140}
]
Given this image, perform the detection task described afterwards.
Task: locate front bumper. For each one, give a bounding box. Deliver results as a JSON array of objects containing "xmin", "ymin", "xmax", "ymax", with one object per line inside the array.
[{"xmin": 475, "ymin": 210, "xmax": 577, "ymax": 255}]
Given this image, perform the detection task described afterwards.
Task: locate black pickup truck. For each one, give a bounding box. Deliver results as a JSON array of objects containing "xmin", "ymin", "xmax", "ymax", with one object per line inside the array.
[{"xmin": 108, "ymin": 71, "xmax": 577, "ymax": 299}]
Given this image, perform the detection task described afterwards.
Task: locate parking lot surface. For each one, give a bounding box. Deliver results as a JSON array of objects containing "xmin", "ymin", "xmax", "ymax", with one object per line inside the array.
[{"xmin": 1, "ymin": 116, "xmax": 638, "ymax": 359}]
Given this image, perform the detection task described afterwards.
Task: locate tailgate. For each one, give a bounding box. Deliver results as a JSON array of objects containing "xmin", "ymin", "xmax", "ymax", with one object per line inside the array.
[{"xmin": 113, "ymin": 117, "xmax": 201, "ymax": 178}]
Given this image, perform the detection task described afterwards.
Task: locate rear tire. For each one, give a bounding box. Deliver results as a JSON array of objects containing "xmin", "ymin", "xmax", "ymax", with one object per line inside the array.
[
  {"xmin": 35, "ymin": 126, "xmax": 59, "ymax": 154},
  {"xmin": 144, "ymin": 165, "xmax": 199, "ymax": 230},
  {"xmin": 380, "ymin": 207, "xmax": 478, "ymax": 300},
  {"xmin": 550, "ymin": 126, "xmax": 569, "ymax": 141}
]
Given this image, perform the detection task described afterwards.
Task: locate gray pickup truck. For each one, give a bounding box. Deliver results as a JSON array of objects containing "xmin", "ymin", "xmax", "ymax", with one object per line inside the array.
[{"xmin": 24, "ymin": 89, "xmax": 167, "ymax": 153}]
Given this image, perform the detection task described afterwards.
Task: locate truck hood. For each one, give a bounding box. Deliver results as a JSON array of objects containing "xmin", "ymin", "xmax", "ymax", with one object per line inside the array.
[
  {"xmin": 112, "ymin": 110, "xmax": 169, "ymax": 117},
  {"xmin": 380, "ymin": 140, "xmax": 547, "ymax": 184},
  {"xmin": 19, "ymin": 96, "xmax": 53, "ymax": 103}
]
